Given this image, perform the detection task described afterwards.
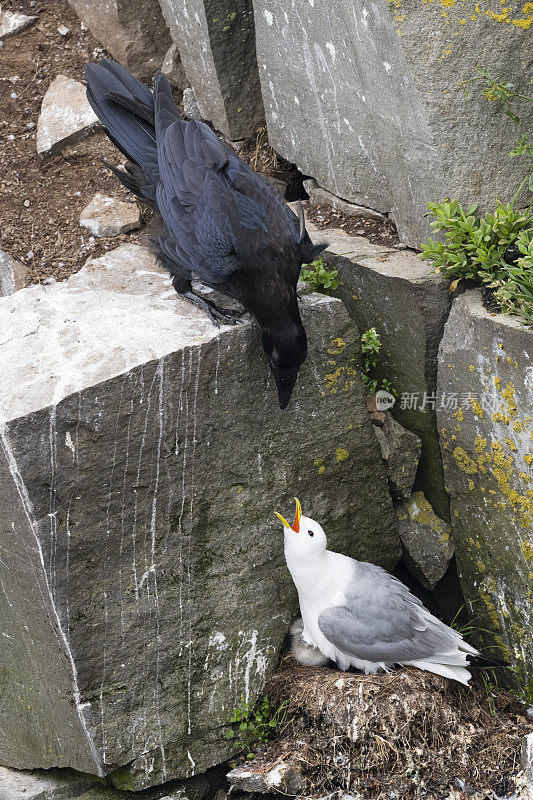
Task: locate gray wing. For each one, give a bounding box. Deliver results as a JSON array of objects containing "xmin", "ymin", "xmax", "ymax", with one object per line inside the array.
[{"xmin": 318, "ymin": 562, "xmax": 461, "ymax": 664}]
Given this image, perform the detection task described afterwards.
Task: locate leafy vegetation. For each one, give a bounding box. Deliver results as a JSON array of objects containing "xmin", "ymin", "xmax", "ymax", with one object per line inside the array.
[
  {"xmin": 422, "ymin": 69, "xmax": 533, "ymax": 324},
  {"xmin": 226, "ymin": 696, "xmax": 287, "ymax": 760},
  {"xmin": 300, "ymin": 256, "xmax": 338, "ymax": 294},
  {"xmin": 360, "ymin": 328, "xmax": 397, "ymax": 396}
]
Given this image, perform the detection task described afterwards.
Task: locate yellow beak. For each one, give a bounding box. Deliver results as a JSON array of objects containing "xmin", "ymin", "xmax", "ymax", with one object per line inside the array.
[{"xmin": 274, "ymin": 497, "xmax": 302, "ymax": 532}]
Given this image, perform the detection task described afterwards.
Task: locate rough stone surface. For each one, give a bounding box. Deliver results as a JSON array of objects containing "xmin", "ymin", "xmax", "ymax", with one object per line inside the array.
[
  {"xmin": 79, "ymin": 195, "xmax": 141, "ymax": 238},
  {"xmin": 315, "ymin": 218, "xmax": 453, "ymax": 520},
  {"xmin": 227, "ymin": 758, "xmax": 304, "ymax": 794},
  {"xmin": 0, "ymin": 250, "xmax": 29, "ymax": 296},
  {"xmin": 161, "ymin": 44, "xmax": 188, "ymax": 92},
  {"xmin": 182, "ymin": 88, "xmax": 203, "ymax": 121},
  {"xmin": 304, "ymin": 180, "xmax": 387, "ymax": 222},
  {"xmin": 36, "ymin": 76, "xmax": 100, "ymax": 158},
  {"xmin": 373, "ymin": 412, "xmax": 421, "ymax": 499},
  {"xmin": 0, "ymin": 244, "xmax": 398, "ymax": 788},
  {"xmin": 0, "ymin": 767, "xmax": 94, "ymax": 800},
  {"xmin": 437, "ymin": 290, "xmax": 533, "ymax": 680},
  {"xmin": 396, "ymin": 492, "xmax": 454, "ymax": 590},
  {"xmin": 0, "ymin": 9, "xmax": 36, "ymax": 39},
  {"xmin": 66, "ymin": 0, "xmax": 171, "ymax": 80},
  {"xmin": 522, "ymin": 733, "xmax": 533, "ymax": 788},
  {"xmin": 253, "ymin": 0, "xmax": 533, "ymax": 247},
  {"xmin": 159, "ymin": 0, "xmax": 264, "ymax": 139}
]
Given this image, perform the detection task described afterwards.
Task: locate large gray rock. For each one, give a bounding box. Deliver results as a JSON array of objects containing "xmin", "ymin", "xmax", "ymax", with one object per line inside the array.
[
  {"xmin": 253, "ymin": 0, "xmax": 532, "ymax": 247},
  {"xmin": 396, "ymin": 492, "xmax": 454, "ymax": 590},
  {"xmin": 437, "ymin": 290, "xmax": 533, "ymax": 682},
  {"xmin": 0, "ymin": 244, "xmax": 398, "ymax": 788},
  {"xmin": 159, "ymin": 0, "xmax": 264, "ymax": 139},
  {"xmin": 67, "ymin": 0, "xmax": 171, "ymax": 80},
  {"xmin": 314, "ymin": 219, "xmax": 452, "ymax": 520},
  {"xmin": 37, "ymin": 76, "xmax": 100, "ymax": 158}
]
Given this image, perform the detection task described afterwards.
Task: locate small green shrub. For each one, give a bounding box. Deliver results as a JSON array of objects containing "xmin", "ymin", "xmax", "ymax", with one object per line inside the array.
[
  {"xmin": 360, "ymin": 328, "xmax": 397, "ymax": 396},
  {"xmin": 226, "ymin": 696, "xmax": 287, "ymax": 760},
  {"xmin": 300, "ymin": 256, "xmax": 338, "ymax": 294},
  {"xmin": 421, "ymin": 199, "xmax": 533, "ymax": 322}
]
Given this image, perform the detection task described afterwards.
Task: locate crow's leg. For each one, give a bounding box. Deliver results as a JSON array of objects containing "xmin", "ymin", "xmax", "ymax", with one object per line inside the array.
[{"xmin": 171, "ymin": 275, "xmax": 244, "ymax": 328}]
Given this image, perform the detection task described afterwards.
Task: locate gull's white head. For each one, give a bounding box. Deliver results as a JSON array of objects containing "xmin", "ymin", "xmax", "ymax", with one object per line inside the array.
[{"xmin": 275, "ymin": 498, "xmax": 327, "ymax": 564}]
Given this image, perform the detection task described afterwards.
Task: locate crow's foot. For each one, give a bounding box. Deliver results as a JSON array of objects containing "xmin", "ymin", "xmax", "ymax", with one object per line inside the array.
[{"xmin": 181, "ymin": 291, "xmax": 244, "ymax": 328}]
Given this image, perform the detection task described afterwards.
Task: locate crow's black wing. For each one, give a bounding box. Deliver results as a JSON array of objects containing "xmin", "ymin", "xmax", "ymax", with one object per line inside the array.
[{"xmin": 153, "ymin": 73, "xmax": 303, "ymax": 290}]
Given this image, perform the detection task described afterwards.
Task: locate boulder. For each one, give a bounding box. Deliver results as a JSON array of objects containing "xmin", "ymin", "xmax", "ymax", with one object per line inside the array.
[
  {"xmin": 373, "ymin": 412, "xmax": 421, "ymax": 499},
  {"xmin": 310, "ymin": 218, "xmax": 453, "ymax": 521},
  {"xmin": 79, "ymin": 194, "xmax": 141, "ymax": 238},
  {"xmin": 0, "ymin": 9, "xmax": 36, "ymax": 39},
  {"xmin": 436, "ymin": 290, "xmax": 533, "ymax": 681},
  {"xmin": 0, "ymin": 250, "xmax": 29, "ymax": 296},
  {"xmin": 66, "ymin": 0, "xmax": 171, "ymax": 80},
  {"xmin": 252, "ymin": 0, "xmax": 532, "ymax": 247},
  {"xmin": 36, "ymin": 76, "xmax": 100, "ymax": 158},
  {"xmin": 0, "ymin": 244, "xmax": 398, "ymax": 788},
  {"xmin": 396, "ymin": 492, "xmax": 454, "ymax": 590},
  {"xmin": 158, "ymin": 0, "xmax": 264, "ymax": 140}
]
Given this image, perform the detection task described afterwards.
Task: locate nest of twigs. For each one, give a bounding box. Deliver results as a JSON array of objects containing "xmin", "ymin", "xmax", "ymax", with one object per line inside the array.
[{"xmin": 256, "ymin": 659, "xmax": 532, "ymax": 799}]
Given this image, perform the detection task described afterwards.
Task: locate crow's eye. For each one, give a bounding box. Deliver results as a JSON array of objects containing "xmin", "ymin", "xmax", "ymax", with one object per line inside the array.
[{"xmin": 308, "ymin": 530, "xmax": 314, "ymax": 537}]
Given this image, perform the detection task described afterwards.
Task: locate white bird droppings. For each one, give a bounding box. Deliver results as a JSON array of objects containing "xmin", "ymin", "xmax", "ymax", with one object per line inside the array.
[{"xmin": 264, "ymin": 10, "xmax": 273, "ymax": 25}]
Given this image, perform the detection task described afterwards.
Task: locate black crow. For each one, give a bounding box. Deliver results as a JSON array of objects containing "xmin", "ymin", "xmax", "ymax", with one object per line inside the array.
[{"xmin": 84, "ymin": 59, "xmax": 327, "ymax": 409}]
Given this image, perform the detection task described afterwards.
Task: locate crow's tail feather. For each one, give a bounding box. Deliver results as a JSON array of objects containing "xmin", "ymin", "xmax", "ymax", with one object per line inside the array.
[{"xmin": 85, "ymin": 59, "xmax": 177, "ymax": 203}]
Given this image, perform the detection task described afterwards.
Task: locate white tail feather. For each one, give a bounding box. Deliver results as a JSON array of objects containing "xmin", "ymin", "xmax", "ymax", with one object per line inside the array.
[{"xmin": 406, "ymin": 660, "xmax": 472, "ymax": 686}]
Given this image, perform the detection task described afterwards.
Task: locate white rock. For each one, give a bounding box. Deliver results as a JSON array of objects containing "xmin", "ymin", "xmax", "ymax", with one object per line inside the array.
[
  {"xmin": 79, "ymin": 194, "xmax": 141, "ymax": 237},
  {"xmin": 57, "ymin": 25, "xmax": 70, "ymax": 37},
  {"xmin": 0, "ymin": 250, "xmax": 28, "ymax": 297},
  {"xmin": 36, "ymin": 75, "xmax": 100, "ymax": 158},
  {"xmin": 0, "ymin": 10, "xmax": 36, "ymax": 40},
  {"xmin": 183, "ymin": 87, "xmax": 203, "ymax": 120}
]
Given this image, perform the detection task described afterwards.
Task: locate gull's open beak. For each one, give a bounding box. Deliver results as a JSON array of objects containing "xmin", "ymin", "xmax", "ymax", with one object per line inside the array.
[{"xmin": 274, "ymin": 497, "xmax": 302, "ymax": 532}]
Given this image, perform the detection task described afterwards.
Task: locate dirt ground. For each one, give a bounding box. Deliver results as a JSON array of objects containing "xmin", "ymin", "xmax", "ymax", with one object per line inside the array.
[
  {"xmin": 0, "ymin": 0, "xmax": 151, "ymax": 285},
  {"xmin": 1, "ymin": 1, "xmax": 399, "ymax": 287}
]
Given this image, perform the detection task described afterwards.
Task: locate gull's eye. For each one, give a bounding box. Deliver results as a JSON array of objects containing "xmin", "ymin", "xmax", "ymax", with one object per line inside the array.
[{"xmin": 308, "ymin": 530, "xmax": 314, "ymax": 537}]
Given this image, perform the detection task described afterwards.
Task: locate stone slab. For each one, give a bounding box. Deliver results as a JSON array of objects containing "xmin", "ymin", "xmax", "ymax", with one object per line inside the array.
[
  {"xmin": 159, "ymin": 0, "xmax": 264, "ymax": 140},
  {"xmin": 437, "ymin": 290, "xmax": 533, "ymax": 680},
  {"xmin": 0, "ymin": 767, "xmax": 94, "ymax": 800},
  {"xmin": 373, "ymin": 412, "xmax": 421, "ymax": 499},
  {"xmin": 253, "ymin": 0, "xmax": 532, "ymax": 247},
  {"xmin": 0, "ymin": 244, "xmax": 398, "ymax": 788},
  {"xmin": 36, "ymin": 76, "xmax": 100, "ymax": 158},
  {"xmin": 309, "ymin": 219, "xmax": 452, "ymax": 520},
  {"xmin": 67, "ymin": 0, "xmax": 171, "ymax": 80}
]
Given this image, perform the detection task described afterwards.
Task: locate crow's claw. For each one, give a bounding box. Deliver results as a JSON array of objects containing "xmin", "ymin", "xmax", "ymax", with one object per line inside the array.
[{"xmin": 181, "ymin": 290, "xmax": 245, "ymax": 327}]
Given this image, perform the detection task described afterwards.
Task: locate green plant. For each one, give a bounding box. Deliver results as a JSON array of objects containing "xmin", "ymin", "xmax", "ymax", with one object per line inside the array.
[
  {"xmin": 300, "ymin": 256, "xmax": 338, "ymax": 294},
  {"xmin": 226, "ymin": 696, "xmax": 287, "ymax": 759},
  {"xmin": 422, "ymin": 69, "xmax": 533, "ymax": 324},
  {"xmin": 360, "ymin": 328, "xmax": 397, "ymax": 396}
]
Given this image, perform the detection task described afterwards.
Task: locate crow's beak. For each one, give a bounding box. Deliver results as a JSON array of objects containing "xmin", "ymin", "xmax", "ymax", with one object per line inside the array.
[
  {"xmin": 275, "ymin": 498, "xmax": 302, "ymax": 532},
  {"xmin": 273, "ymin": 366, "xmax": 299, "ymax": 410}
]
